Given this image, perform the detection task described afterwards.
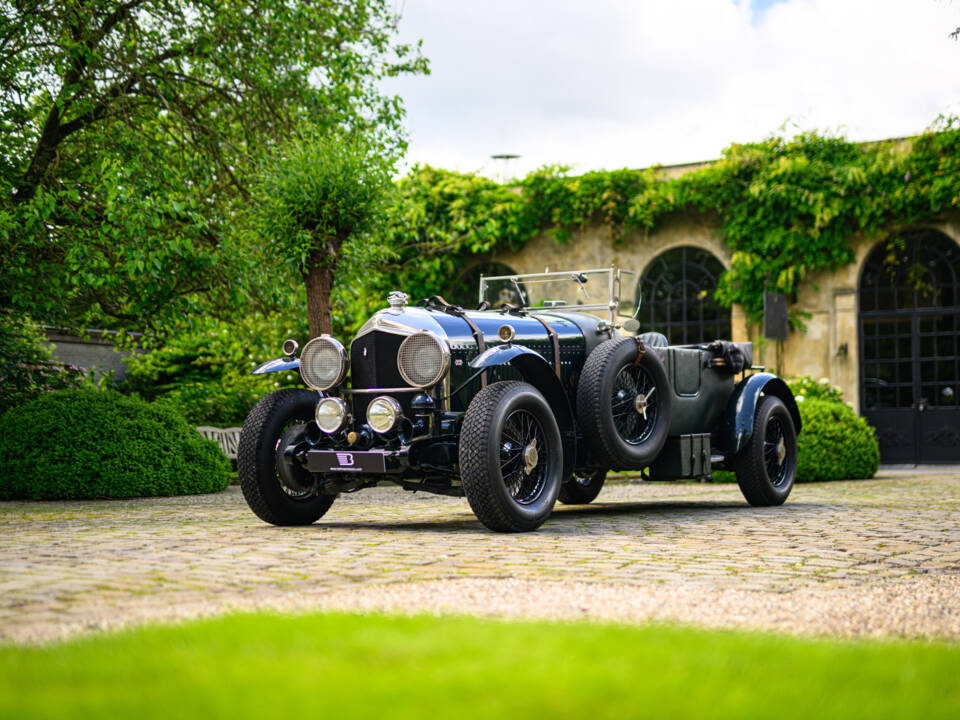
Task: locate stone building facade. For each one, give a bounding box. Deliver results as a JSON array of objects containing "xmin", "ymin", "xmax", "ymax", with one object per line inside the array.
[{"xmin": 482, "ymin": 211, "xmax": 960, "ymax": 465}]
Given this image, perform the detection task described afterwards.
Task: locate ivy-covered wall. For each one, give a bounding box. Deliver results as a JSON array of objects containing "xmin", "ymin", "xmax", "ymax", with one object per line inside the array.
[
  {"xmin": 379, "ymin": 116, "xmax": 960, "ymax": 335},
  {"xmin": 377, "ymin": 117, "xmax": 960, "ymax": 412},
  {"xmin": 495, "ymin": 210, "xmax": 960, "ymax": 412}
]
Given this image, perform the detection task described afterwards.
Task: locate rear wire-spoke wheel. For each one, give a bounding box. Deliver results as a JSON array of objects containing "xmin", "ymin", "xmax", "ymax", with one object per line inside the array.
[
  {"xmin": 460, "ymin": 382, "xmax": 563, "ymax": 532},
  {"xmin": 734, "ymin": 395, "xmax": 797, "ymax": 506},
  {"xmin": 763, "ymin": 417, "xmax": 790, "ymax": 487},
  {"xmin": 238, "ymin": 389, "xmax": 336, "ymax": 526},
  {"xmin": 558, "ymin": 469, "xmax": 607, "ymax": 505}
]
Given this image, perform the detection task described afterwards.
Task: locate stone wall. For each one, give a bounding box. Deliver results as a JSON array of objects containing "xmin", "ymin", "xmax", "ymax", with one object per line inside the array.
[
  {"xmin": 42, "ymin": 330, "xmax": 138, "ymax": 381},
  {"xmin": 491, "ymin": 213, "xmax": 960, "ymax": 413},
  {"xmin": 778, "ymin": 217, "xmax": 960, "ymax": 412}
]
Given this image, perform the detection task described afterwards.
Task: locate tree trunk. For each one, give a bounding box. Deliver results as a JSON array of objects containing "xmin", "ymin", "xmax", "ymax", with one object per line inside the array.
[
  {"xmin": 16, "ymin": 104, "xmax": 63, "ymax": 201},
  {"xmin": 304, "ymin": 250, "xmax": 335, "ymax": 338}
]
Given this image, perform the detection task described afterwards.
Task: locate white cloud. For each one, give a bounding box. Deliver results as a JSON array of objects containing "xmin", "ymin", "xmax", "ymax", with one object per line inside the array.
[{"xmin": 382, "ymin": 0, "xmax": 960, "ymax": 178}]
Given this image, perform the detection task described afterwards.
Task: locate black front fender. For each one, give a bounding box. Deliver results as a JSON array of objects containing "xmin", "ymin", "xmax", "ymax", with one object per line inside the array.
[
  {"xmin": 469, "ymin": 345, "xmax": 575, "ymax": 483},
  {"xmin": 251, "ymin": 357, "xmax": 300, "ymax": 375},
  {"xmin": 720, "ymin": 373, "xmax": 801, "ymax": 457}
]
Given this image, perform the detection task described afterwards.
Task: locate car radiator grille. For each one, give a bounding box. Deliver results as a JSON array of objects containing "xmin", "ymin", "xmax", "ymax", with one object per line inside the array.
[{"xmin": 349, "ymin": 331, "xmax": 414, "ymax": 419}]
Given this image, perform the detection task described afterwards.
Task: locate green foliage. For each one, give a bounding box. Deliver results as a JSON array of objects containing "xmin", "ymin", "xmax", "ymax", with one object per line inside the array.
[
  {"xmin": 368, "ymin": 118, "xmax": 960, "ymax": 328},
  {"xmin": 0, "ymin": 388, "xmax": 230, "ymax": 500},
  {"xmin": 257, "ymin": 129, "xmax": 396, "ymax": 273},
  {"xmin": 796, "ymin": 399, "xmax": 880, "ymax": 482},
  {"xmin": 787, "ymin": 375, "xmax": 846, "ymax": 403},
  {"xmin": 522, "ymin": 165, "xmax": 660, "ymax": 242},
  {"xmin": 255, "ymin": 128, "xmax": 396, "ymax": 336},
  {"xmin": 121, "ymin": 314, "xmax": 306, "ymax": 426},
  {"xmin": 2, "ymin": 613, "xmax": 959, "ymax": 720},
  {"xmin": 370, "ymin": 164, "xmax": 664, "ymax": 309},
  {"xmin": 648, "ymin": 118, "xmax": 960, "ymax": 323},
  {"xmin": 362, "ymin": 165, "xmax": 525, "ymax": 318},
  {"xmin": 0, "ymin": 311, "xmax": 84, "ymax": 415},
  {"xmin": 0, "ymin": 0, "xmax": 427, "ymax": 336}
]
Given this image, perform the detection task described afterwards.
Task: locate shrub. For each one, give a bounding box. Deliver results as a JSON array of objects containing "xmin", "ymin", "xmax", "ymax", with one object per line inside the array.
[
  {"xmin": 0, "ymin": 389, "xmax": 231, "ymax": 500},
  {"xmin": 796, "ymin": 399, "xmax": 879, "ymax": 482},
  {"xmin": 787, "ymin": 375, "xmax": 845, "ymax": 403}
]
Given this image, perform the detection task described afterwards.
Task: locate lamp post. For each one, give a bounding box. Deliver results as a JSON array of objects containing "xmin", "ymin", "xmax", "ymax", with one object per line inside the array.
[{"xmin": 490, "ymin": 153, "xmax": 521, "ymax": 184}]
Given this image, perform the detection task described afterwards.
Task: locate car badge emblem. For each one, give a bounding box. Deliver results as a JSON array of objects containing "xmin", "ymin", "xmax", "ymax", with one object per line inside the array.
[{"xmin": 336, "ymin": 453, "xmax": 355, "ymax": 467}]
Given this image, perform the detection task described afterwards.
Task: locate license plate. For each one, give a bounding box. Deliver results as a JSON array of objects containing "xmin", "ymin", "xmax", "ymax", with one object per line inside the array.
[{"xmin": 309, "ymin": 450, "xmax": 387, "ymax": 474}]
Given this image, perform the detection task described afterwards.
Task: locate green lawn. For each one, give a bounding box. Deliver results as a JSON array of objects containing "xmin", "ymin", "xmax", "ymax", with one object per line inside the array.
[{"xmin": 1, "ymin": 612, "xmax": 957, "ymax": 719}]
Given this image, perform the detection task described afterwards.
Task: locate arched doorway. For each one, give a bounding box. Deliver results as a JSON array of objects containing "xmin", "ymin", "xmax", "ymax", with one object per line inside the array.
[
  {"xmin": 636, "ymin": 246, "xmax": 730, "ymax": 344},
  {"xmin": 859, "ymin": 229, "xmax": 960, "ymax": 463}
]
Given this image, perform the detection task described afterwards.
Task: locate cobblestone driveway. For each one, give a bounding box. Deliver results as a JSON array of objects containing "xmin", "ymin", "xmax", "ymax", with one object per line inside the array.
[{"xmin": 2, "ymin": 471, "xmax": 959, "ymax": 643}]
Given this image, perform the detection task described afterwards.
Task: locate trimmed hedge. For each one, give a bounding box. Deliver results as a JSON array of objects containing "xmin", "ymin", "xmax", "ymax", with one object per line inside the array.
[
  {"xmin": 795, "ymin": 399, "xmax": 880, "ymax": 482},
  {"xmin": 0, "ymin": 389, "xmax": 231, "ymax": 500}
]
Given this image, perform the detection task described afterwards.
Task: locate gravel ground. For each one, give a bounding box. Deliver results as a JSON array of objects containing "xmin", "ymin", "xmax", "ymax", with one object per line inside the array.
[
  {"xmin": 23, "ymin": 574, "xmax": 959, "ymax": 645},
  {"xmin": 2, "ymin": 470, "xmax": 959, "ymax": 644}
]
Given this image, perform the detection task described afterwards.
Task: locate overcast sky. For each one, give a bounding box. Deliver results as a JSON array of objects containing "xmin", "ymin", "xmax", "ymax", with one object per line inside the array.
[{"xmin": 382, "ymin": 0, "xmax": 960, "ymax": 178}]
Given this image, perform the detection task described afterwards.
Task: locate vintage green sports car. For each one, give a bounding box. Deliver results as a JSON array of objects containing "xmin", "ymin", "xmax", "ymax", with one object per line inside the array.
[{"xmin": 238, "ymin": 267, "xmax": 801, "ymax": 532}]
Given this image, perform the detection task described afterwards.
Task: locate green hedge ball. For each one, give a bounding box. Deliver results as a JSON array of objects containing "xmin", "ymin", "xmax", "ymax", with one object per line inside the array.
[
  {"xmin": 0, "ymin": 388, "xmax": 231, "ymax": 500},
  {"xmin": 795, "ymin": 398, "xmax": 880, "ymax": 482}
]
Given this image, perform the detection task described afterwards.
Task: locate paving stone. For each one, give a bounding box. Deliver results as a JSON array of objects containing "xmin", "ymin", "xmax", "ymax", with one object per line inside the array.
[{"xmin": 1, "ymin": 470, "xmax": 959, "ymax": 643}]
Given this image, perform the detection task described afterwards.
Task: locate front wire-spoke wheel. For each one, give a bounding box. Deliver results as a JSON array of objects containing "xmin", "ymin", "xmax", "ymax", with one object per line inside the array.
[
  {"xmin": 499, "ymin": 409, "xmax": 549, "ymax": 505},
  {"xmin": 460, "ymin": 382, "xmax": 563, "ymax": 532}
]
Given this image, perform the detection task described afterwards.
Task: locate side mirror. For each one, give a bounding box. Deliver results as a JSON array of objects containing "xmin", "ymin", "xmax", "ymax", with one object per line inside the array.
[{"xmin": 622, "ymin": 318, "xmax": 641, "ymax": 333}]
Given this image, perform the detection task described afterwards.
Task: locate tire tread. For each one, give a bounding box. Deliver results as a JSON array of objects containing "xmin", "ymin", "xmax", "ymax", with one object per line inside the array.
[
  {"xmin": 238, "ymin": 388, "xmax": 334, "ymax": 525},
  {"xmin": 734, "ymin": 395, "xmax": 795, "ymax": 507},
  {"xmin": 460, "ymin": 381, "xmax": 559, "ymax": 532},
  {"xmin": 576, "ymin": 338, "xmax": 671, "ymax": 469}
]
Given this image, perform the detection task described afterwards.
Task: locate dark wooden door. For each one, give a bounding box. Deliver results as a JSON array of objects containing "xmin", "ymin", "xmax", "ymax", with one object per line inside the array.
[{"xmin": 859, "ymin": 231, "xmax": 960, "ymax": 464}]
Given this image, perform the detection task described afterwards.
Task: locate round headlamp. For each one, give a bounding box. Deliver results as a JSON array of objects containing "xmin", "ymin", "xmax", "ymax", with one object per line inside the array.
[
  {"xmin": 299, "ymin": 336, "xmax": 348, "ymax": 391},
  {"xmin": 397, "ymin": 331, "xmax": 449, "ymax": 388},
  {"xmin": 315, "ymin": 397, "xmax": 348, "ymax": 434},
  {"xmin": 366, "ymin": 396, "xmax": 402, "ymax": 434}
]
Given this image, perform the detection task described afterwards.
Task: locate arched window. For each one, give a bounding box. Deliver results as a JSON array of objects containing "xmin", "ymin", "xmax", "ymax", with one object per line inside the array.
[{"xmin": 636, "ymin": 246, "xmax": 730, "ymax": 344}]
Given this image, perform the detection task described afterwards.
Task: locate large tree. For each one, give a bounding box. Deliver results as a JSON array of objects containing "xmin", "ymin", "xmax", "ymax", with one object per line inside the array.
[{"xmin": 0, "ymin": 0, "xmax": 426, "ymax": 334}]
